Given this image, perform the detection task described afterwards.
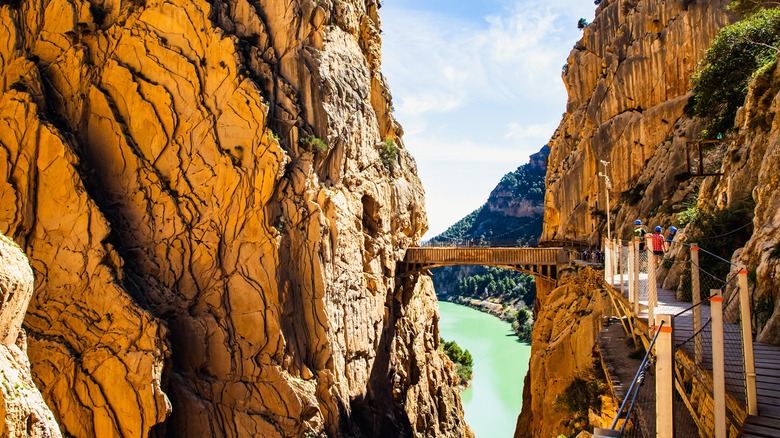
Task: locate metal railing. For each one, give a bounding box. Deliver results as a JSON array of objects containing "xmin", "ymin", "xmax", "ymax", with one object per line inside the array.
[{"xmin": 600, "ymin": 235, "xmax": 757, "ymax": 437}]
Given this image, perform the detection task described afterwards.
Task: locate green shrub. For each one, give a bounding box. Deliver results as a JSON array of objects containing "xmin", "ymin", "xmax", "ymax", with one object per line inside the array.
[
  {"xmin": 677, "ymin": 203, "xmax": 699, "ymax": 227},
  {"xmin": 684, "ymin": 197, "xmax": 755, "ymax": 279},
  {"xmin": 690, "ymin": 8, "xmax": 780, "ymax": 139},
  {"xmin": 379, "ymin": 137, "xmax": 398, "ymax": 169},
  {"xmin": 441, "ymin": 338, "xmax": 474, "ymax": 385},
  {"xmin": 301, "ymin": 135, "xmax": 329, "ymax": 154},
  {"xmin": 728, "ymin": 0, "xmax": 778, "ymax": 16},
  {"xmin": 556, "ymin": 378, "xmax": 602, "ymax": 414}
]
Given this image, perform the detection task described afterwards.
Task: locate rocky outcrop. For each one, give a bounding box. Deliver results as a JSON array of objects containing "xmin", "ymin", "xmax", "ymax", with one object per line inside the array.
[
  {"xmin": 699, "ymin": 59, "xmax": 780, "ymax": 344},
  {"xmin": 0, "ymin": 0, "xmax": 466, "ymax": 436},
  {"xmin": 0, "ymin": 233, "xmax": 61, "ymax": 437},
  {"xmin": 525, "ymin": 0, "xmax": 737, "ymax": 435},
  {"xmin": 541, "ymin": 0, "xmax": 731, "ymax": 244},
  {"xmin": 485, "ymin": 146, "xmax": 548, "ymax": 221},
  {"xmin": 516, "ymin": 269, "xmax": 613, "ymax": 437}
]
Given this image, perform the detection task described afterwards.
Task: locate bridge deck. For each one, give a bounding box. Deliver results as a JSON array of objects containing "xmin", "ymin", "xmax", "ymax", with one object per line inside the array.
[
  {"xmin": 404, "ymin": 246, "xmax": 561, "ymax": 265},
  {"xmin": 402, "ymin": 246, "xmax": 567, "ymax": 281},
  {"xmin": 608, "ymin": 274, "xmax": 780, "ymax": 437}
]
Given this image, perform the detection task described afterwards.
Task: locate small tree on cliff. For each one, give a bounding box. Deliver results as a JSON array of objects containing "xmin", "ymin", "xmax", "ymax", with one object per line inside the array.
[
  {"xmin": 577, "ymin": 18, "xmax": 588, "ymax": 29},
  {"xmin": 690, "ymin": 8, "xmax": 780, "ymax": 139},
  {"xmin": 728, "ymin": 0, "xmax": 780, "ymax": 16}
]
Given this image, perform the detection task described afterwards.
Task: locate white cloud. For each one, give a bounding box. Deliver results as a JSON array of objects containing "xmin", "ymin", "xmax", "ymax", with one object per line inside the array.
[
  {"xmin": 505, "ymin": 122, "xmax": 557, "ymax": 141},
  {"xmin": 381, "ymin": 0, "xmax": 595, "ymax": 237}
]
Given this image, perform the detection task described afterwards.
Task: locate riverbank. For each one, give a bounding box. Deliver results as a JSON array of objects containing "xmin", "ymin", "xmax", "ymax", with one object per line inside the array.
[{"xmin": 441, "ymin": 295, "xmax": 533, "ymax": 342}]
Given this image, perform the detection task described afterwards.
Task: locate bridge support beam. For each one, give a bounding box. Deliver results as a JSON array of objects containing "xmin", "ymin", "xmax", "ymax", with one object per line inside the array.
[
  {"xmin": 646, "ymin": 235, "xmax": 657, "ymax": 336},
  {"xmin": 655, "ymin": 313, "xmax": 674, "ymax": 438},
  {"xmin": 633, "ymin": 237, "xmax": 640, "ymax": 316},
  {"xmin": 619, "ymin": 242, "xmax": 625, "ymax": 298}
]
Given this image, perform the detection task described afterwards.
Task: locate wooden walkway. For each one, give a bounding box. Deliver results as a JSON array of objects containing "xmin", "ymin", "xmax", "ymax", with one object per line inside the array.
[{"xmin": 608, "ymin": 274, "xmax": 780, "ymax": 437}]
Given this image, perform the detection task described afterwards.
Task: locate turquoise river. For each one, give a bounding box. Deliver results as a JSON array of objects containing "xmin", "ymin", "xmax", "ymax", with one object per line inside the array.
[{"xmin": 437, "ymin": 301, "xmax": 532, "ymax": 437}]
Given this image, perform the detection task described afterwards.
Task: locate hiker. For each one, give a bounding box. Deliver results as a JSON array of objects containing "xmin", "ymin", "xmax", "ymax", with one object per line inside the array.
[
  {"xmin": 665, "ymin": 226, "xmax": 678, "ymax": 251},
  {"xmin": 633, "ymin": 220, "xmax": 647, "ymax": 249},
  {"xmin": 651, "ymin": 226, "xmax": 665, "ymax": 266}
]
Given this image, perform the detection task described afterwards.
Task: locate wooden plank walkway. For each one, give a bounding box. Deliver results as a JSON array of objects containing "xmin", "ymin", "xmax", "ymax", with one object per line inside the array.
[{"xmin": 608, "ymin": 274, "xmax": 780, "ymax": 437}]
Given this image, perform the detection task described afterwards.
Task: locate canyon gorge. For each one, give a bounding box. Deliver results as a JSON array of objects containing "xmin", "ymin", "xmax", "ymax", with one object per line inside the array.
[{"xmin": 3, "ymin": 0, "xmax": 780, "ymax": 436}]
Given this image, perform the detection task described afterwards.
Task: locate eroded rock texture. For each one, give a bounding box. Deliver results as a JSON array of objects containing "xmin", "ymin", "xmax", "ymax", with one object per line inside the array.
[
  {"xmin": 541, "ymin": 0, "xmax": 730, "ymax": 243},
  {"xmin": 525, "ymin": 0, "xmax": 735, "ymax": 435},
  {"xmin": 0, "ymin": 233, "xmax": 61, "ymax": 438},
  {"xmin": 515, "ymin": 270, "xmax": 612, "ymax": 437},
  {"xmin": 699, "ymin": 60, "xmax": 780, "ymax": 344},
  {"xmin": 0, "ymin": 0, "xmax": 467, "ymax": 436}
]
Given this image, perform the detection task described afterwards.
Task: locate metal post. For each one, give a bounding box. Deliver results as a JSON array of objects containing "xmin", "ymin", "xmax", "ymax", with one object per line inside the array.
[
  {"xmin": 633, "ymin": 237, "xmax": 640, "ymax": 316},
  {"xmin": 647, "ymin": 235, "xmax": 657, "ymax": 333},
  {"xmin": 739, "ymin": 267, "xmax": 758, "ymax": 415},
  {"xmin": 711, "ymin": 289, "xmax": 726, "ymax": 438},
  {"xmin": 655, "ymin": 314, "xmax": 674, "ymax": 438},
  {"xmin": 604, "ymin": 239, "xmax": 611, "ymax": 282},
  {"xmin": 691, "ymin": 243, "xmax": 702, "ymax": 367}
]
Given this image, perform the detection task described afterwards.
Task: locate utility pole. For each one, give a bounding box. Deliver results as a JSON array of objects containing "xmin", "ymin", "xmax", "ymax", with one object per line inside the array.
[{"xmin": 599, "ymin": 160, "xmax": 612, "ymax": 241}]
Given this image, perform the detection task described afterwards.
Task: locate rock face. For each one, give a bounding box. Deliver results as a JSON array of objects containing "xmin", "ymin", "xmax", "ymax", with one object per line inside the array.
[
  {"xmin": 0, "ymin": 0, "xmax": 467, "ymax": 436},
  {"xmin": 541, "ymin": 0, "xmax": 730, "ymax": 244},
  {"xmin": 0, "ymin": 233, "xmax": 61, "ymax": 438},
  {"xmin": 515, "ymin": 269, "xmax": 612, "ymax": 437},
  {"xmin": 699, "ymin": 59, "xmax": 780, "ymax": 344},
  {"xmin": 485, "ymin": 146, "xmax": 548, "ymax": 223},
  {"xmin": 524, "ymin": 0, "xmax": 738, "ymax": 435}
]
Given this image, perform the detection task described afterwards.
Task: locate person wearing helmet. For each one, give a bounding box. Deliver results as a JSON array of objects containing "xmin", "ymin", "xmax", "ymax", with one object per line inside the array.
[
  {"xmin": 665, "ymin": 226, "xmax": 678, "ymax": 251},
  {"xmin": 633, "ymin": 220, "xmax": 647, "ymax": 249},
  {"xmin": 651, "ymin": 226, "xmax": 665, "ymax": 265}
]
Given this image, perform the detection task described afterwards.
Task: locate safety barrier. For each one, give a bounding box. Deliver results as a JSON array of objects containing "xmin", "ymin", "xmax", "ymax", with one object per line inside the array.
[{"xmin": 600, "ymin": 237, "xmax": 757, "ymax": 437}]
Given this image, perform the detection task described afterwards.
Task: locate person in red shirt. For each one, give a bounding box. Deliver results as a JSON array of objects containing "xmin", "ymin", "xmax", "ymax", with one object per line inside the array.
[{"xmin": 651, "ymin": 226, "xmax": 665, "ymax": 266}]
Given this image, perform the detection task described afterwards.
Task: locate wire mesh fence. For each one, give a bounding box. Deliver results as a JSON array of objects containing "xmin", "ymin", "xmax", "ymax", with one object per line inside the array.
[
  {"xmin": 638, "ymin": 250, "xmax": 648, "ymax": 302},
  {"xmin": 675, "ymin": 301, "xmax": 716, "ymax": 437},
  {"xmin": 600, "ymin": 236, "xmax": 756, "ymax": 437}
]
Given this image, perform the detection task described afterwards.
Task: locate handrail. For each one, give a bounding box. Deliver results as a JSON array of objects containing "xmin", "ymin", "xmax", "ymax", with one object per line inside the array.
[{"xmin": 611, "ymin": 321, "xmax": 665, "ymax": 430}]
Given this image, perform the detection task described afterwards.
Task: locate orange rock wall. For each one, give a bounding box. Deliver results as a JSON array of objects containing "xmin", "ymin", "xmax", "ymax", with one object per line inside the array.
[
  {"xmin": 0, "ymin": 0, "xmax": 467, "ymax": 436},
  {"xmin": 541, "ymin": 0, "xmax": 730, "ymax": 244}
]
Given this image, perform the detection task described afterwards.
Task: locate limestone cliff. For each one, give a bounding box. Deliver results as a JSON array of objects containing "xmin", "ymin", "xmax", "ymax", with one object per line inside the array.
[
  {"xmin": 698, "ymin": 59, "xmax": 780, "ymax": 344},
  {"xmin": 524, "ymin": 0, "xmax": 734, "ymax": 435},
  {"xmin": 541, "ymin": 0, "xmax": 730, "ymax": 244},
  {"xmin": 515, "ymin": 269, "xmax": 614, "ymax": 437},
  {"xmin": 0, "ymin": 233, "xmax": 61, "ymax": 437},
  {"xmin": 0, "ymin": 0, "xmax": 467, "ymax": 436}
]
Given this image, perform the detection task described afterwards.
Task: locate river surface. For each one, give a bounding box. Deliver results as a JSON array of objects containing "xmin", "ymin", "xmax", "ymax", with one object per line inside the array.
[{"xmin": 437, "ymin": 301, "xmax": 532, "ymax": 437}]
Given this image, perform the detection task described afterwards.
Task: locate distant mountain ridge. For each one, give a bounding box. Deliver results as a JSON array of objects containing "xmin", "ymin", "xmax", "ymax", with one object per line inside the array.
[{"xmin": 431, "ymin": 145, "xmax": 549, "ymax": 247}]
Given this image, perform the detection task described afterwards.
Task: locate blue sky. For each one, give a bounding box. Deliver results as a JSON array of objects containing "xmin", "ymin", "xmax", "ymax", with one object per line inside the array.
[{"xmin": 381, "ymin": 0, "xmax": 596, "ymax": 237}]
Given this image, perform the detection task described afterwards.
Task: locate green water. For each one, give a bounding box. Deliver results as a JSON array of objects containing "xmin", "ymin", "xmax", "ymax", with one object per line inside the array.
[{"xmin": 437, "ymin": 301, "xmax": 532, "ymax": 438}]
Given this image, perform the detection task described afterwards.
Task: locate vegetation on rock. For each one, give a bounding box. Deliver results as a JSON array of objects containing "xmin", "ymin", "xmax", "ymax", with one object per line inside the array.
[
  {"xmin": 440, "ymin": 338, "xmax": 474, "ymax": 386},
  {"xmin": 728, "ymin": 0, "xmax": 780, "ymax": 16},
  {"xmin": 301, "ymin": 135, "xmax": 329, "ymax": 153},
  {"xmin": 379, "ymin": 137, "xmax": 398, "ymax": 169},
  {"xmin": 690, "ymin": 8, "xmax": 780, "ymax": 139}
]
